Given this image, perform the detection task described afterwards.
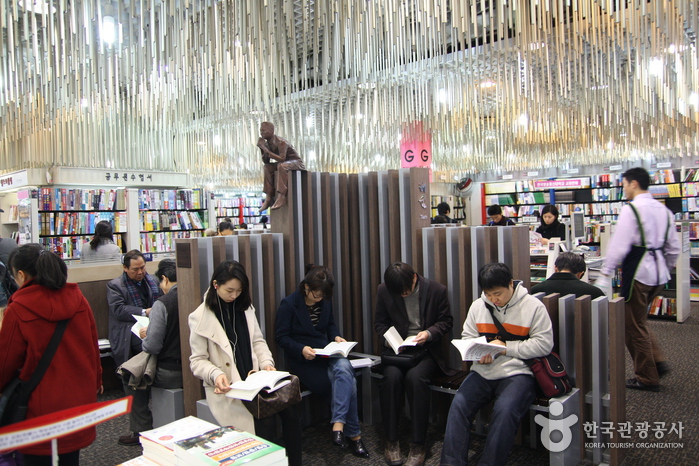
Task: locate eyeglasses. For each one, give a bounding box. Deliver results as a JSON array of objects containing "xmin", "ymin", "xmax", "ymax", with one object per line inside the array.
[{"xmin": 309, "ymin": 289, "xmax": 324, "ymax": 300}]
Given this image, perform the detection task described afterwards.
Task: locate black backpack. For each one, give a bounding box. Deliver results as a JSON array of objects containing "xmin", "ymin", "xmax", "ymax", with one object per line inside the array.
[{"xmin": 0, "ymin": 260, "xmax": 19, "ymax": 299}]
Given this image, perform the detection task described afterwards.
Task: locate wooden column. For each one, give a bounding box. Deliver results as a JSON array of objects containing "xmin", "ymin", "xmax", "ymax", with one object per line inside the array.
[
  {"xmin": 320, "ymin": 172, "xmax": 333, "ymax": 270},
  {"xmin": 574, "ymin": 295, "xmax": 592, "ymax": 456},
  {"xmin": 407, "ymin": 167, "xmax": 431, "ymax": 274},
  {"xmin": 542, "ymin": 293, "xmax": 561, "ymax": 353},
  {"xmin": 608, "ymin": 297, "xmax": 627, "ymax": 466},
  {"xmin": 175, "ymin": 238, "xmax": 205, "ymax": 417},
  {"xmin": 337, "ymin": 174, "xmax": 353, "ymax": 340},
  {"xmin": 510, "ymin": 225, "xmax": 532, "ymax": 290},
  {"xmin": 271, "ymin": 171, "xmax": 301, "ymax": 296},
  {"xmin": 348, "ymin": 174, "xmax": 365, "ymax": 350},
  {"xmin": 387, "ymin": 169, "xmax": 401, "ymax": 265},
  {"xmin": 300, "ymin": 171, "xmax": 316, "ymax": 268},
  {"xmin": 366, "ymin": 172, "xmax": 382, "ymax": 354}
]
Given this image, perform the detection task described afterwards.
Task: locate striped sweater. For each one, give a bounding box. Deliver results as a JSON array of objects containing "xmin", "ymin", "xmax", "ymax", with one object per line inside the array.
[{"xmin": 462, "ymin": 281, "xmax": 553, "ymax": 380}]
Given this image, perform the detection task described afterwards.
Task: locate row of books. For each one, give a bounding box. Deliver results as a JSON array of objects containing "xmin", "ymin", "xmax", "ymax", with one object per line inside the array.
[
  {"xmin": 647, "ymin": 296, "xmax": 678, "ymax": 317},
  {"xmin": 140, "ymin": 211, "xmax": 206, "ymax": 232},
  {"xmin": 590, "ymin": 187, "xmax": 625, "ymax": 201},
  {"xmin": 682, "ymin": 182, "xmax": 699, "ymax": 197},
  {"xmin": 590, "ymin": 173, "xmax": 622, "ymax": 188},
  {"xmin": 140, "ymin": 230, "xmax": 204, "ymax": 253},
  {"xmin": 40, "ymin": 188, "xmax": 126, "ymax": 211},
  {"xmin": 682, "ymin": 168, "xmax": 699, "ymax": 182},
  {"xmin": 648, "ymin": 183, "xmax": 682, "ymax": 198},
  {"xmin": 485, "ymin": 194, "xmax": 516, "ymax": 206},
  {"xmin": 130, "ymin": 416, "xmax": 286, "ymax": 466},
  {"xmin": 39, "ymin": 211, "xmax": 127, "ymax": 236},
  {"xmin": 689, "ymin": 223, "xmax": 699, "ymax": 240},
  {"xmin": 40, "ymin": 235, "xmax": 124, "ymax": 259},
  {"xmin": 2, "ymin": 205, "xmax": 18, "ymax": 222},
  {"xmin": 517, "ymin": 192, "xmax": 551, "ymax": 205},
  {"xmin": 649, "ymin": 169, "xmax": 677, "ymax": 184},
  {"xmin": 139, "ymin": 189, "xmax": 207, "ymax": 210}
]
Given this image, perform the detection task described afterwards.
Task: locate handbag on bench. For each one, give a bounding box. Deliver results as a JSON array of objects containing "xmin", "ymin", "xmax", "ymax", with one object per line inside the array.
[{"xmin": 486, "ymin": 305, "xmax": 572, "ymax": 398}]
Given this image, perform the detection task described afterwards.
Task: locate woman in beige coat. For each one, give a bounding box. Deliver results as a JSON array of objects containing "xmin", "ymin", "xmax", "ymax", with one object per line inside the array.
[{"xmin": 189, "ymin": 260, "xmax": 302, "ymax": 465}]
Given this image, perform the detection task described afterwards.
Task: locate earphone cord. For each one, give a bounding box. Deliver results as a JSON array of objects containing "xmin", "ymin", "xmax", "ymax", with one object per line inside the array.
[{"xmin": 218, "ymin": 297, "xmax": 237, "ymax": 366}]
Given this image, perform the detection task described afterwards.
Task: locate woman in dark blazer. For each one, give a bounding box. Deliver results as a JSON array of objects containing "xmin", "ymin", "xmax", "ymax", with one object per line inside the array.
[
  {"xmin": 536, "ymin": 204, "xmax": 566, "ymax": 244},
  {"xmin": 275, "ymin": 266, "xmax": 369, "ymax": 459}
]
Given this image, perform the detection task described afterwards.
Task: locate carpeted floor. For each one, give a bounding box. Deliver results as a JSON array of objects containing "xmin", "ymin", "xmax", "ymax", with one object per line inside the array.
[{"xmin": 82, "ymin": 303, "xmax": 699, "ymax": 465}]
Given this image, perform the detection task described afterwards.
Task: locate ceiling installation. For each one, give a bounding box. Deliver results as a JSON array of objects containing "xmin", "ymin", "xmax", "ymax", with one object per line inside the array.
[{"xmin": 0, "ymin": 0, "xmax": 697, "ymax": 189}]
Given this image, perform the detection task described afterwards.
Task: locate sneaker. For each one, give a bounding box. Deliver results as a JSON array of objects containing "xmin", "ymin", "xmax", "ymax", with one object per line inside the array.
[
  {"xmin": 626, "ymin": 378, "xmax": 660, "ymax": 392},
  {"xmin": 118, "ymin": 432, "xmax": 140, "ymax": 446},
  {"xmin": 657, "ymin": 361, "xmax": 671, "ymax": 378}
]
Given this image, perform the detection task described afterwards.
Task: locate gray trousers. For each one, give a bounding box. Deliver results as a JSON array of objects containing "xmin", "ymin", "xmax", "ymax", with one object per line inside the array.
[{"xmin": 122, "ymin": 380, "xmax": 152, "ymax": 433}]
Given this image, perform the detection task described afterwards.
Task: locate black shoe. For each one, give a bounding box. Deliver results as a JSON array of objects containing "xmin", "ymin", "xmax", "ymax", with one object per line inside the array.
[
  {"xmin": 657, "ymin": 361, "xmax": 671, "ymax": 378},
  {"xmin": 333, "ymin": 430, "xmax": 347, "ymax": 448},
  {"xmin": 118, "ymin": 432, "xmax": 140, "ymax": 446},
  {"xmin": 626, "ymin": 378, "xmax": 660, "ymax": 392},
  {"xmin": 347, "ymin": 438, "xmax": 370, "ymax": 458}
]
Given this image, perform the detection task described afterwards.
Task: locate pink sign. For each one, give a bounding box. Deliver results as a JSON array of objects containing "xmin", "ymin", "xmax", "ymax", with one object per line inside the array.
[
  {"xmin": 533, "ymin": 179, "xmax": 585, "ymax": 189},
  {"xmin": 400, "ymin": 121, "xmax": 432, "ymax": 180}
]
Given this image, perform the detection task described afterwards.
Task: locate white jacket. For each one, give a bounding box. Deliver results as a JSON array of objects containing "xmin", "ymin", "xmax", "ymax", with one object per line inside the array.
[
  {"xmin": 462, "ymin": 281, "xmax": 553, "ymax": 380},
  {"xmin": 189, "ymin": 302, "xmax": 274, "ymax": 433}
]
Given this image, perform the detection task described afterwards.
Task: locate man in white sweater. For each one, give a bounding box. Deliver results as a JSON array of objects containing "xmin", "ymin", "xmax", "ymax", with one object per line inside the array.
[{"xmin": 441, "ymin": 262, "xmax": 554, "ymax": 465}]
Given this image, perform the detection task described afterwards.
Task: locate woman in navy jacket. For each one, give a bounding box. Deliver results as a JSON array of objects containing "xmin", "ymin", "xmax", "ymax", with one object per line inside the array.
[{"xmin": 275, "ymin": 265, "xmax": 369, "ymax": 458}]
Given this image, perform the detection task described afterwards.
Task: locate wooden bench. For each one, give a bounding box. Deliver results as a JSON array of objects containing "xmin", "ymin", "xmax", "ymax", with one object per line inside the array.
[{"xmin": 363, "ymin": 293, "xmax": 626, "ymax": 466}]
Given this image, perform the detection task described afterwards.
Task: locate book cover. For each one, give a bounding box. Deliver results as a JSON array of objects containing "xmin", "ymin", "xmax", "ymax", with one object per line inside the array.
[
  {"xmin": 225, "ymin": 371, "xmax": 293, "ymax": 401},
  {"xmin": 451, "ymin": 336, "xmax": 505, "ymax": 361},
  {"xmin": 174, "ymin": 426, "xmax": 285, "ymax": 466},
  {"xmin": 383, "ymin": 326, "xmax": 418, "ymax": 355},
  {"xmin": 313, "ymin": 341, "xmax": 358, "ymax": 357}
]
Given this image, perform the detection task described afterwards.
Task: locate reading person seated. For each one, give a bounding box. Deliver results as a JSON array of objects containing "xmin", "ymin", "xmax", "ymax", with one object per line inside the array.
[
  {"xmin": 441, "ymin": 262, "xmax": 553, "ymax": 465},
  {"xmin": 275, "ymin": 265, "xmax": 369, "ymax": 458},
  {"xmin": 188, "ymin": 260, "xmax": 302, "ymax": 466}
]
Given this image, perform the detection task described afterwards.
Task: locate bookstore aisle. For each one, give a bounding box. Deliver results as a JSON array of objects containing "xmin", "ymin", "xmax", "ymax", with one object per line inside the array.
[{"xmin": 86, "ymin": 303, "xmax": 699, "ymax": 466}]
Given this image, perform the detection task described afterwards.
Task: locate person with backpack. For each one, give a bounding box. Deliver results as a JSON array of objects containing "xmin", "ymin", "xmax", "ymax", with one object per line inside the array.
[{"xmin": 0, "ymin": 244, "xmax": 102, "ymax": 465}]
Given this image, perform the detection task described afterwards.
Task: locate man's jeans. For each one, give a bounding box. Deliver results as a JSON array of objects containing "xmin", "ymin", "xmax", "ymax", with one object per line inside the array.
[
  {"xmin": 441, "ymin": 371, "xmax": 536, "ymax": 465},
  {"xmin": 327, "ymin": 358, "xmax": 361, "ymax": 438}
]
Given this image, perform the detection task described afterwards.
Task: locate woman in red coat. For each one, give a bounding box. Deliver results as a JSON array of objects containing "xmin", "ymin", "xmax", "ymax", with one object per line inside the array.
[{"xmin": 0, "ymin": 244, "xmax": 102, "ymax": 466}]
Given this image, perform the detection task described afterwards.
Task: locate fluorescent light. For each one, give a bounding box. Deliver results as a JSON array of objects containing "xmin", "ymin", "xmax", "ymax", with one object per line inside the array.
[
  {"xmin": 102, "ymin": 16, "xmax": 117, "ymax": 44},
  {"xmin": 479, "ymin": 81, "xmax": 496, "ymax": 89},
  {"xmin": 81, "ymin": 98, "xmax": 89, "ymax": 108},
  {"xmin": 18, "ymin": 0, "xmax": 56, "ymax": 14},
  {"xmin": 648, "ymin": 58, "xmax": 663, "ymax": 76},
  {"xmin": 308, "ymin": 150, "xmax": 316, "ymax": 161},
  {"xmin": 213, "ymin": 135, "xmax": 221, "ymax": 145},
  {"xmin": 437, "ymin": 88, "xmax": 448, "ymax": 103},
  {"xmin": 689, "ymin": 92, "xmax": 699, "ymax": 108}
]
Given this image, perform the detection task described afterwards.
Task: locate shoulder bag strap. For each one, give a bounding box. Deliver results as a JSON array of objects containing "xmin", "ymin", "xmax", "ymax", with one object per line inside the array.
[
  {"xmin": 485, "ymin": 302, "xmax": 534, "ymax": 366},
  {"xmin": 21, "ymin": 319, "xmax": 69, "ymax": 396}
]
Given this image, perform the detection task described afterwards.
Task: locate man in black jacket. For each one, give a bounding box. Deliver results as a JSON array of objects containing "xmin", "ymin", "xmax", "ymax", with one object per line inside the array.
[
  {"xmin": 375, "ymin": 262, "xmax": 453, "ymax": 466},
  {"xmin": 531, "ymin": 252, "xmax": 605, "ymax": 299}
]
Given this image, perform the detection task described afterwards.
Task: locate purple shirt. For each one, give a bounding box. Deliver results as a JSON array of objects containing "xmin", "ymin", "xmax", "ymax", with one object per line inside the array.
[{"xmin": 601, "ymin": 193, "xmax": 680, "ymax": 286}]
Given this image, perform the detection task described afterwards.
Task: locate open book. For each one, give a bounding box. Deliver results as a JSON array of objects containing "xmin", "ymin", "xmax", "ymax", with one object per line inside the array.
[
  {"xmin": 225, "ymin": 371, "xmax": 293, "ymax": 401},
  {"xmin": 451, "ymin": 336, "xmax": 505, "ymax": 361},
  {"xmin": 313, "ymin": 341, "xmax": 358, "ymax": 357},
  {"xmin": 383, "ymin": 326, "xmax": 419, "ymax": 355}
]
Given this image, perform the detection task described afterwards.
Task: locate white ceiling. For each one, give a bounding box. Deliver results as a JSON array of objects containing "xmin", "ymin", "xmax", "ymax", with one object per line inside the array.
[{"xmin": 0, "ymin": 0, "xmax": 697, "ymax": 189}]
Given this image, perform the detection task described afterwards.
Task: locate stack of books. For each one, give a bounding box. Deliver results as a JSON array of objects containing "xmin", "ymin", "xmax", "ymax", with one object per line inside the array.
[{"xmin": 137, "ymin": 417, "xmax": 287, "ymax": 466}]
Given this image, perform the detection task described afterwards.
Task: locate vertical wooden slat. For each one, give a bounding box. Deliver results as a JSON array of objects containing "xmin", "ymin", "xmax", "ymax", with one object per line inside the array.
[
  {"xmin": 542, "ymin": 293, "xmax": 561, "ymax": 353},
  {"xmin": 608, "ymin": 297, "xmax": 627, "ymax": 466},
  {"xmin": 574, "ymin": 295, "xmax": 592, "ymax": 457}
]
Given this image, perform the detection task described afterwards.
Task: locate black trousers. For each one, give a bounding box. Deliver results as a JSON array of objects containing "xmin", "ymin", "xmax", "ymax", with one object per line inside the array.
[
  {"xmin": 254, "ymin": 402, "xmax": 303, "ymax": 466},
  {"xmin": 380, "ymin": 353, "xmax": 439, "ymax": 444},
  {"xmin": 22, "ymin": 450, "xmax": 80, "ymax": 466}
]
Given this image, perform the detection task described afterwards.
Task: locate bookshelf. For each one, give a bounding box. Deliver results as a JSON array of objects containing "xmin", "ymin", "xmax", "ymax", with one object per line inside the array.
[
  {"xmin": 137, "ymin": 189, "xmax": 209, "ymax": 253},
  {"xmin": 37, "ymin": 188, "xmax": 128, "ymax": 259},
  {"xmin": 430, "ymin": 195, "xmax": 465, "ymax": 222},
  {"xmin": 215, "ymin": 195, "xmax": 266, "ymax": 228},
  {"xmin": 482, "ymin": 169, "xmax": 695, "ymax": 224}
]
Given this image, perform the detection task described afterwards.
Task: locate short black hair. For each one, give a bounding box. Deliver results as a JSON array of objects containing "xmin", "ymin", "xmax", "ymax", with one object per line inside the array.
[
  {"xmin": 299, "ymin": 265, "xmax": 334, "ymax": 299},
  {"xmin": 218, "ymin": 221, "xmax": 234, "ymax": 233},
  {"xmin": 540, "ymin": 204, "xmax": 560, "ymax": 226},
  {"xmin": 433, "ymin": 215, "xmax": 449, "ymax": 224},
  {"xmin": 9, "ymin": 244, "xmax": 67, "ymax": 290},
  {"xmin": 554, "ymin": 252, "xmax": 586, "ymax": 275},
  {"xmin": 487, "ymin": 205, "xmax": 502, "ymax": 216},
  {"xmin": 437, "ymin": 202, "xmax": 451, "ymax": 216},
  {"xmin": 204, "ymin": 260, "xmax": 252, "ymax": 312},
  {"xmin": 155, "ymin": 258, "xmax": 177, "ymax": 283},
  {"xmin": 123, "ymin": 249, "xmax": 145, "ymax": 269},
  {"xmin": 623, "ymin": 167, "xmax": 650, "ymax": 190},
  {"xmin": 384, "ymin": 262, "xmax": 416, "ymax": 296},
  {"xmin": 477, "ymin": 262, "xmax": 513, "ymax": 291}
]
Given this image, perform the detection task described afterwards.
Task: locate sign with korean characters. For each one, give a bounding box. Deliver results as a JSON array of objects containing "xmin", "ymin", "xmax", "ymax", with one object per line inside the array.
[
  {"xmin": 0, "ymin": 170, "xmax": 29, "ymax": 189},
  {"xmin": 52, "ymin": 167, "xmax": 189, "ymax": 187}
]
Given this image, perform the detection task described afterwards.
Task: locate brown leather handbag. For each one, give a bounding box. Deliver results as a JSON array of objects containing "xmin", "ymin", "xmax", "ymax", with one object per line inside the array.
[{"xmin": 242, "ymin": 374, "xmax": 302, "ymax": 419}]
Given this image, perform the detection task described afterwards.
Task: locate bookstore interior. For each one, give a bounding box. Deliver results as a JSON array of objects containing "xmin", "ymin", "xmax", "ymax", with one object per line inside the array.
[{"xmin": 0, "ymin": 0, "xmax": 698, "ymax": 464}]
